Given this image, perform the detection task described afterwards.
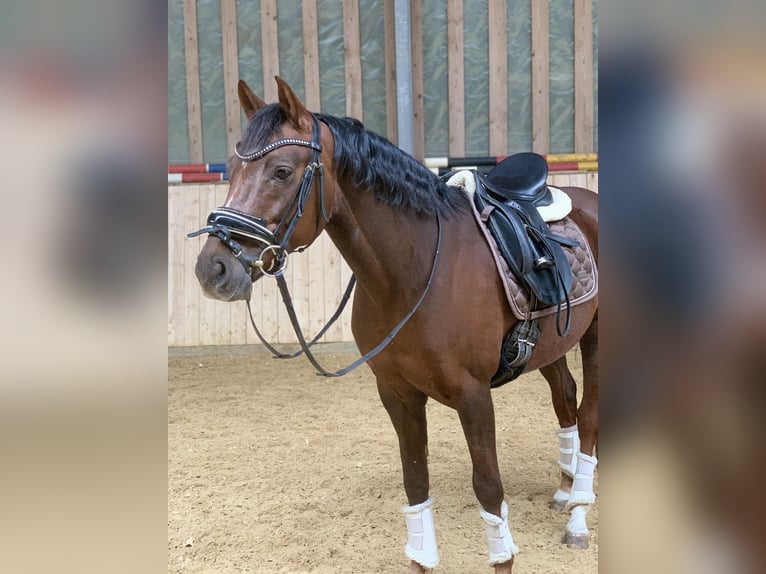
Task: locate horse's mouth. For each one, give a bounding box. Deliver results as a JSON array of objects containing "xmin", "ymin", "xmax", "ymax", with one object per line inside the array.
[{"xmin": 200, "ymin": 269, "xmax": 253, "ymax": 302}]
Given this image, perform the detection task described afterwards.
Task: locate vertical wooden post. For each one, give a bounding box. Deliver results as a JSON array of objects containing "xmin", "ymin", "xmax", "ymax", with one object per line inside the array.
[
  {"xmin": 343, "ymin": 0, "xmax": 363, "ymax": 120},
  {"xmin": 574, "ymin": 0, "xmax": 594, "ymax": 152},
  {"xmin": 410, "ymin": 0, "xmax": 424, "ymax": 160},
  {"xmin": 183, "ymin": 0, "xmax": 203, "ymax": 163},
  {"xmin": 531, "ymin": 0, "xmax": 549, "ymax": 154},
  {"xmin": 447, "ymin": 0, "xmax": 464, "ymax": 156},
  {"xmin": 221, "ymin": 0, "xmax": 241, "ymax": 155},
  {"xmin": 261, "ymin": 0, "xmax": 279, "ymax": 102},
  {"xmin": 488, "ymin": 0, "xmax": 508, "ymax": 155},
  {"xmin": 302, "ymin": 0, "xmax": 321, "ymax": 111}
]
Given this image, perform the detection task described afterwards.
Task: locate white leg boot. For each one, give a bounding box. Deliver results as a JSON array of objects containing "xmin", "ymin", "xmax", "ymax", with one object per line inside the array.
[
  {"xmin": 566, "ymin": 451, "xmax": 597, "ymax": 509},
  {"xmin": 552, "ymin": 424, "xmax": 580, "ymax": 509},
  {"xmin": 403, "ymin": 497, "xmax": 439, "ymax": 569},
  {"xmin": 564, "ymin": 451, "xmax": 597, "ymax": 549},
  {"xmin": 479, "ymin": 500, "xmax": 519, "ymax": 566}
]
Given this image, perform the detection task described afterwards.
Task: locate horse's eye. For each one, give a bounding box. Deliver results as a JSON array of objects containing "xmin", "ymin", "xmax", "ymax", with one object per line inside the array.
[{"xmin": 273, "ymin": 167, "xmax": 293, "ymax": 182}]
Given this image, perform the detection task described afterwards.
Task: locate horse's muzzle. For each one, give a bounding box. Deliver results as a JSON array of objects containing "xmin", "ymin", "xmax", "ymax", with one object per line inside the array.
[{"xmin": 194, "ymin": 239, "xmax": 253, "ymax": 302}]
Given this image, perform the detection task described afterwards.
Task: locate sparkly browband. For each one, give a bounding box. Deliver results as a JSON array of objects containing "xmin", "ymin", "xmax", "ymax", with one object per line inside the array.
[{"xmin": 234, "ymin": 126, "xmax": 321, "ymax": 162}]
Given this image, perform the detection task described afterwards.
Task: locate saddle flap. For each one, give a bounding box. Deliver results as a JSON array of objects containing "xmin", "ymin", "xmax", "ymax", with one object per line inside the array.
[
  {"xmin": 473, "ymin": 190, "xmax": 574, "ymax": 308},
  {"xmin": 485, "ymin": 152, "xmax": 552, "ymax": 206}
]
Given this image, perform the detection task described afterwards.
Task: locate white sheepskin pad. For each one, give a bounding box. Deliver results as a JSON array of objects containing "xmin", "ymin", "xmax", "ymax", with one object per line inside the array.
[{"xmin": 446, "ymin": 170, "xmax": 572, "ymax": 222}]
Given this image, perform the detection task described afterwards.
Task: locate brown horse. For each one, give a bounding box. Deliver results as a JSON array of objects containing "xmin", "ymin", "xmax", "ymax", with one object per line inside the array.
[{"xmin": 193, "ymin": 77, "xmax": 598, "ymax": 573}]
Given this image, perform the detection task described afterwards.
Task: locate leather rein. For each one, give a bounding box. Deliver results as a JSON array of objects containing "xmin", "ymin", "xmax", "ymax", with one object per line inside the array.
[{"xmin": 188, "ymin": 114, "xmax": 442, "ymax": 377}]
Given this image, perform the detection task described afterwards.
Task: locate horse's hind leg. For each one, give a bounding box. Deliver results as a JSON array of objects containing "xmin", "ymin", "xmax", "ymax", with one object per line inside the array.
[
  {"xmin": 564, "ymin": 316, "xmax": 599, "ymax": 549},
  {"xmin": 576, "ymin": 315, "xmax": 598, "ymax": 456},
  {"xmin": 539, "ymin": 316, "xmax": 599, "ymax": 548},
  {"xmin": 457, "ymin": 381, "xmax": 518, "ymax": 573},
  {"xmin": 376, "ymin": 379, "xmax": 437, "ymax": 573},
  {"xmin": 540, "ymin": 358, "xmax": 579, "ymax": 511}
]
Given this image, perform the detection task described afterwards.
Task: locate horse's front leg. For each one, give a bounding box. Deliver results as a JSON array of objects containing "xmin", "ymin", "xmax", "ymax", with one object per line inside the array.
[
  {"xmin": 377, "ymin": 379, "xmax": 437, "ymax": 573},
  {"xmin": 457, "ymin": 381, "xmax": 518, "ymax": 574}
]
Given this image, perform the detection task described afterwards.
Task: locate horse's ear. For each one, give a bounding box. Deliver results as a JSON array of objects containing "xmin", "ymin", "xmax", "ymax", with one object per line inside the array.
[
  {"xmin": 275, "ymin": 76, "xmax": 310, "ymax": 130},
  {"xmin": 238, "ymin": 80, "xmax": 266, "ymax": 120}
]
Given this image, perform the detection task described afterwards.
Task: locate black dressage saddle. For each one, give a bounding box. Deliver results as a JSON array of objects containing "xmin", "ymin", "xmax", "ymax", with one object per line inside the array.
[
  {"xmin": 470, "ymin": 153, "xmax": 579, "ymax": 309},
  {"xmin": 485, "ymin": 152, "xmax": 553, "ymax": 206}
]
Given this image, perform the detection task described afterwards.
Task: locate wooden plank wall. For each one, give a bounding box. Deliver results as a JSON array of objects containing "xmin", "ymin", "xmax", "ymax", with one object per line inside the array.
[
  {"xmin": 169, "ymin": 1, "xmax": 598, "ymax": 346},
  {"xmin": 169, "ymin": 172, "xmax": 598, "ymax": 346},
  {"xmin": 176, "ymin": 0, "xmax": 596, "ymax": 161}
]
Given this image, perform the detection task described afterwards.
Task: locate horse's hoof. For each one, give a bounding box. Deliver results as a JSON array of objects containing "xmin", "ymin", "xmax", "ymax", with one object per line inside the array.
[
  {"xmin": 563, "ymin": 531, "xmax": 590, "ymax": 549},
  {"xmin": 548, "ymin": 498, "xmax": 567, "ymax": 511},
  {"xmin": 408, "ymin": 560, "xmax": 432, "ymax": 573}
]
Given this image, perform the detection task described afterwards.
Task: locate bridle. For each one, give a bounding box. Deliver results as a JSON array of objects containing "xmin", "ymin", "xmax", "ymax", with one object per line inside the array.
[
  {"xmin": 188, "ymin": 113, "xmax": 442, "ymax": 377},
  {"xmin": 188, "ymin": 115, "xmax": 327, "ymax": 277}
]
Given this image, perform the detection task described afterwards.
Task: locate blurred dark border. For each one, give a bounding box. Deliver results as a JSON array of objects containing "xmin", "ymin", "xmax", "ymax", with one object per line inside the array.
[
  {"xmin": 0, "ymin": 2, "xmax": 168, "ymax": 573},
  {"xmin": 600, "ymin": 2, "xmax": 766, "ymax": 572},
  {"xmin": 1, "ymin": 1, "xmax": 765, "ymax": 573}
]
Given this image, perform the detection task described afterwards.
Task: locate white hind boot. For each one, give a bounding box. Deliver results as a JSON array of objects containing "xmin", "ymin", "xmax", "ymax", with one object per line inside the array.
[
  {"xmin": 551, "ymin": 424, "xmax": 580, "ymax": 509},
  {"xmin": 564, "ymin": 451, "xmax": 598, "ymax": 548}
]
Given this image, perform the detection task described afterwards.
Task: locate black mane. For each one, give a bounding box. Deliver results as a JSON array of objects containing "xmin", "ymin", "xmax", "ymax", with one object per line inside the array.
[
  {"xmin": 316, "ymin": 114, "xmax": 465, "ymax": 218},
  {"xmin": 239, "ymin": 105, "xmax": 465, "ymax": 218}
]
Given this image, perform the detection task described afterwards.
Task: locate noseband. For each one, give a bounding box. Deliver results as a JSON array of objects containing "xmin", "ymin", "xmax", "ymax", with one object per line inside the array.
[{"xmin": 188, "ymin": 115, "xmax": 327, "ymax": 276}]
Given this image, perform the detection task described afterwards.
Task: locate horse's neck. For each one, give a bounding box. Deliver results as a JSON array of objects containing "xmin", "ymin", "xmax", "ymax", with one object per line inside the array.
[{"xmin": 324, "ymin": 188, "xmax": 436, "ymax": 303}]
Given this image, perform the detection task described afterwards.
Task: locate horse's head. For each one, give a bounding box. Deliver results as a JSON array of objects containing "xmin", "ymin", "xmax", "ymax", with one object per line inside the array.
[{"xmin": 193, "ymin": 77, "xmax": 334, "ymax": 302}]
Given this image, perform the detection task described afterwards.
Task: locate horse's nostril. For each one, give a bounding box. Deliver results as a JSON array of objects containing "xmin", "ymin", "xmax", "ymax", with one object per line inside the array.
[{"xmin": 212, "ymin": 257, "xmax": 228, "ymax": 285}]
